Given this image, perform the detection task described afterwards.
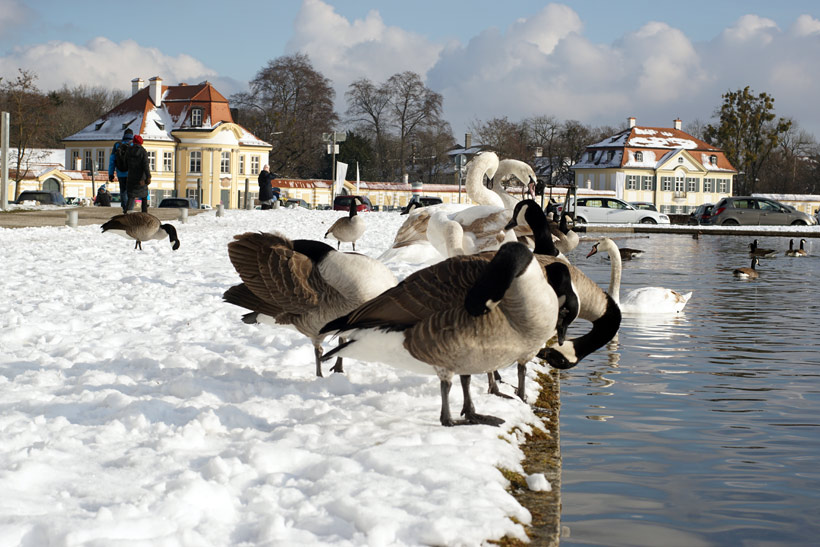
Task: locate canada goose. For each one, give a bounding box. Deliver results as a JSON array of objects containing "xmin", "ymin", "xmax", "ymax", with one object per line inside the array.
[
  {"xmin": 587, "ymin": 237, "xmax": 692, "ymax": 314},
  {"xmin": 100, "ymin": 212, "xmax": 180, "ymax": 250},
  {"xmin": 223, "ymin": 232, "xmax": 397, "ymax": 377},
  {"xmin": 785, "ymin": 238, "xmax": 808, "ymax": 257},
  {"xmin": 320, "ymin": 242, "xmax": 577, "ymax": 426},
  {"xmin": 493, "ymin": 200, "xmax": 621, "ymax": 396},
  {"xmin": 749, "ymin": 239, "xmax": 776, "ymax": 258},
  {"xmin": 325, "ymin": 197, "xmax": 366, "ymax": 251},
  {"xmin": 734, "ymin": 256, "xmax": 760, "ymax": 278}
]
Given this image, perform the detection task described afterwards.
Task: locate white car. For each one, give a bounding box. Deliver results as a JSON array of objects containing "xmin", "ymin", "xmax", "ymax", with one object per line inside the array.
[{"xmin": 574, "ymin": 197, "xmax": 670, "ymax": 224}]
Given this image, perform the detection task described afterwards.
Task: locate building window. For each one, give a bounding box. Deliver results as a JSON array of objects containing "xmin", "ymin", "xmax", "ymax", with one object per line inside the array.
[
  {"xmin": 607, "ymin": 150, "xmax": 615, "ymax": 162},
  {"xmin": 626, "ymin": 175, "xmax": 638, "ymax": 190},
  {"xmin": 190, "ymin": 150, "xmax": 202, "ymax": 173},
  {"xmin": 661, "ymin": 176, "xmax": 673, "ymax": 191},
  {"xmin": 97, "ymin": 150, "xmax": 106, "ymax": 171},
  {"xmin": 239, "ymin": 155, "xmax": 245, "ymax": 174},
  {"xmin": 635, "ymin": 151, "xmax": 643, "ymax": 162},
  {"xmin": 678, "ymin": 157, "xmax": 684, "ymax": 164},
  {"xmin": 717, "ymin": 179, "xmax": 728, "ymax": 193},
  {"xmin": 710, "ymin": 155, "xmax": 717, "ymax": 165},
  {"xmin": 221, "ymin": 151, "xmax": 230, "ymax": 174},
  {"xmin": 84, "ymin": 150, "xmax": 92, "ymax": 171},
  {"xmin": 191, "ymin": 108, "xmax": 203, "ymax": 127},
  {"xmin": 71, "ymin": 150, "xmax": 80, "ymax": 169},
  {"xmin": 686, "ymin": 177, "xmax": 699, "ymax": 192},
  {"xmin": 641, "ymin": 176, "xmax": 654, "ymax": 191},
  {"xmin": 251, "ymin": 156, "xmax": 260, "ymax": 175},
  {"xmin": 703, "ymin": 178, "xmax": 714, "ymax": 192},
  {"xmin": 674, "ymin": 176, "xmax": 685, "ymax": 192},
  {"xmin": 163, "ymin": 152, "xmax": 173, "ymax": 172}
]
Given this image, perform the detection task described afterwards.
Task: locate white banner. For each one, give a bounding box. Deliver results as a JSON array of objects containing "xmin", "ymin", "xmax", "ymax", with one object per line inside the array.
[
  {"xmin": 356, "ymin": 161, "xmax": 360, "ymax": 194},
  {"xmin": 335, "ymin": 161, "xmax": 348, "ymax": 194}
]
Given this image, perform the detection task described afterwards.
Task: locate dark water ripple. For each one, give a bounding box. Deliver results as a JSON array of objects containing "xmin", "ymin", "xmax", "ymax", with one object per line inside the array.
[{"xmin": 557, "ymin": 234, "xmax": 820, "ymax": 546}]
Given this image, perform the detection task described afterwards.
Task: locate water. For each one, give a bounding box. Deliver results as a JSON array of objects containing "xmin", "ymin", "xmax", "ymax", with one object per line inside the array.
[{"xmin": 558, "ymin": 233, "xmax": 820, "ymax": 547}]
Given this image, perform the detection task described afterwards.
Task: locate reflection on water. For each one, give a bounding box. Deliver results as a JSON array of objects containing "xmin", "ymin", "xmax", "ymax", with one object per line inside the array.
[{"xmin": 558, "ymin": 234, "xmax": 820, "ymax": 546}]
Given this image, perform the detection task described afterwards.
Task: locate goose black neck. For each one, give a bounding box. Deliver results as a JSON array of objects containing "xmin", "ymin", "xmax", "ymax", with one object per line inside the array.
[
  {"xmin": 293, "ymin": 239, "xmax": 335, "ymax": 262},
  {"xmin": 465, "ymin": 242, "xmax": 532, "ymax": 316}
]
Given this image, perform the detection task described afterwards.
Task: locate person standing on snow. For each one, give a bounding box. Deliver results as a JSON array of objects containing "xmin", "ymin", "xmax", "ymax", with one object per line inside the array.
[
  {"xmin": 108, "ymin": 129, "xmax": 133, "ymax": 214},
  {"xmin": 124, "ymin": 135, "xmax": 151, "ymax": 214}
]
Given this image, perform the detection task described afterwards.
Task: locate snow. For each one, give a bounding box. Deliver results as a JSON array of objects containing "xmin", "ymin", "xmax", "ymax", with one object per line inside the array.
[{"xmin": 0, "ymin": 207, "xmax": 549, "ymax": 546}]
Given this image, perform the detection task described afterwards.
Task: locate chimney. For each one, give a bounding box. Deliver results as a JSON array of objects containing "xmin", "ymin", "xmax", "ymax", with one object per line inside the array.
[
  {"xmin": 465, "ymin": 133, "xmax": 472, "ymax": 149},
  {"xmin": 673, "ymin": 118, "xmax": 682, "ymax": 130},
  {"xmin": 131, "ymin": 78, "xmax": 144, "ymax": 95},
  {"xmin": 628, "ymin": 116, "xmax": 636, "ymax": 128},
  {"xmin": 149, "ymin": 76, "xmax": 163, "ymax": 107}
]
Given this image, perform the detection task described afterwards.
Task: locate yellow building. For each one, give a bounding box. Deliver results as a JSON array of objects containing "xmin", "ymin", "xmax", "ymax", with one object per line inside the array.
[
  {"xmin": 573, "ymin": 117, "xmax": 736, "ymax": 214},
  {"xmin": 63, "ymin": 77, "xmax": 271, "ymax": 208}
]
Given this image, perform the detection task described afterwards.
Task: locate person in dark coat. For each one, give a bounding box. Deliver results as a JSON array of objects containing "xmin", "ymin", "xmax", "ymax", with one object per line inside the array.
[
  {"xmin": 108, "ymin": 129, "xmax": 133, "ymax": 213},
  {"xmin": 94, "ymin": 185, "xmax": 112, "ymax": 207},
  {"xmin": 124, "ymin": 135, "xmax": 151, "ymax": 213},
  {"xmin": 258, "ymin": 164, "xmax": 274, "ymax": 209}
]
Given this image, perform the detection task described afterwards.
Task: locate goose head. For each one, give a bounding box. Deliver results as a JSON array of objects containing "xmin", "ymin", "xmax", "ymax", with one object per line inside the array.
[
  {"xmin": 464, "ymin": 242, "xmax": 534, "ymax": 316},
  {"xmin": 505, "ymin": 199, "xmax": 558, "ymax": 256},
  {"xmin": 160, "ymin": 224, "xmax": 181, "ymax": 250}
]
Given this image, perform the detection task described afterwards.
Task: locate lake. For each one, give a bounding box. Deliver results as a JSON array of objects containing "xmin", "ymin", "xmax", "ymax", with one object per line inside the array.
[{"xmin": 557, "ymin": 233, "xmax": 820, "ymax": 546}]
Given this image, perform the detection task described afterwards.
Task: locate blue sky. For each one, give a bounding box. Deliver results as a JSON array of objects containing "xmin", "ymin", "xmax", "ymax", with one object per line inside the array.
[{"xmin": 2, "ymin": 0, "xmax": 819, "ymax": 140}]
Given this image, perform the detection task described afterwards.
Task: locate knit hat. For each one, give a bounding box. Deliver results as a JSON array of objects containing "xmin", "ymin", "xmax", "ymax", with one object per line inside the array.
[
  {"xmin": 133, "ymin": 135, "xmax": 143, "ymax": 145},
  {"xmin": 123, "ymin": 128, "xmax": 134, "ymax": 141}
]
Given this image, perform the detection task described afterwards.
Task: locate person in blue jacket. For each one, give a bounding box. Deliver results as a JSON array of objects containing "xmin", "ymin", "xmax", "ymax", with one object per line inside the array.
[{"xmin": 108, "ymin": 129, "xmax": 133, "ymax": 214}]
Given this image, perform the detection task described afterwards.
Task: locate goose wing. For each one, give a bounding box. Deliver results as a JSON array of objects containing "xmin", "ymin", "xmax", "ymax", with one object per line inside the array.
[
  {"xmin": 227, "ymin": 232, "xmax": 333, "ymax": 315},
  {"xmin": 324, "ymin": 254, "xmax": 489, "ymax": 332}
]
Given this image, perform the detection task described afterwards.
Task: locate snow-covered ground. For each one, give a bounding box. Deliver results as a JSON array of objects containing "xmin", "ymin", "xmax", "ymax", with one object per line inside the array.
[{"xmin": 0, "ymin": 208, "xmax": 550, "ymax": 547}]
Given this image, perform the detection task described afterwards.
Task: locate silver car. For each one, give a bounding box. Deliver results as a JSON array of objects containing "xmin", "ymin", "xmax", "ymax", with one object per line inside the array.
[
  {"xmin": 708, "ymin": 196, "xmax": 817, "ymax": 226},
  {"xmin": 574, "ymin": 197, "xmax": 670, "ymax": 224}
]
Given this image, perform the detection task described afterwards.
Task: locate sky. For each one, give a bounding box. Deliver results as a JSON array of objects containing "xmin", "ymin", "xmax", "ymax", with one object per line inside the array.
[{"xmin": 2, "ymin": 0, "xmax": 820, "ymax": 143}]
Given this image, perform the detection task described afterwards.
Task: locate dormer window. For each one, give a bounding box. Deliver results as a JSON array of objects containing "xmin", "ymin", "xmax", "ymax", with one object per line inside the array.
[
  {"xmin": 95, "ymin": 122, "xmax": 105, "ymax": 131},
  {"xmin": 191, "ymin": 108, "xmax": 203, "ymax": 127},
  {"xmin": 678, "ymin": 157, "xmax": 684, "ymax": 164},
  {"xmin": 710, "ymin": 155, "xmax": 717, "ymax": 165},
  {"xmin": 155, "ymin": 120, "xmax": 165, "ymax": 131},
  {"xmin": 607, "ymin": 150, "xmax": 615, "ymax": 161},
  {"xmin": 635, "ymin": 151, "xmax": 643, "ymax": 162}
]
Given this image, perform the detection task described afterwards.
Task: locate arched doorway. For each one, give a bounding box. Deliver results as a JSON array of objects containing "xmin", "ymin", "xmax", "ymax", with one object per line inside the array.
[{"xmin": 42, "ymin": 178, "xmax": 61, "ymax": 192}]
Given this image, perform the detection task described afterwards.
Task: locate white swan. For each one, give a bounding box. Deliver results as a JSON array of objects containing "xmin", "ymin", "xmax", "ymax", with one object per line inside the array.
[
  {"xmin": 488, "ymin": 158, "xmax": 537, "ymax": 209},
  {"xmin": 587, "ymin": 237, "xmax": 692, "ymax": 314}
]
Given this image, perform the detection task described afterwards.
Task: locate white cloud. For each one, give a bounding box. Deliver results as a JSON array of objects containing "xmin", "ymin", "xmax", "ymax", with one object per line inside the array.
[
  {"xmin": 0, "ymin": 0, "xmax": 30, "ymax": 35},
  {"xmin": 720, "ymin": 14, "xmax": 779, "ymax": 45},
  {"xmin": 287, "ymin": 0, "xmax": 443, "ymax": 105},
  {"xmin": 0, "ymin": 38, "xmax": 218, "ymax": 95},
  {"xmin": 791, "ymin": 14, "xmax": 820, "ymax": 37}
]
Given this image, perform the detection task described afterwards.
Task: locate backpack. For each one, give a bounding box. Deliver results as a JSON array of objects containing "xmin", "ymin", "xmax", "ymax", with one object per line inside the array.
[{"xmin": 114, "ymin": 142, "xmax": 130, "ymax": 172}]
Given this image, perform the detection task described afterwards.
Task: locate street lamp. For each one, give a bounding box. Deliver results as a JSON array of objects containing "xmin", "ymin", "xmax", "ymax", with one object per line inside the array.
[{"xmin": 323, "ymin": 131, "xmax": 346, "ymax": 202}]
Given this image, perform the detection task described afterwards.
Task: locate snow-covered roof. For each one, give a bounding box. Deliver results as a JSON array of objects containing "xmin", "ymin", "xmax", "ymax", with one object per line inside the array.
[{"xmin": 64, "ymin": 81, "xmax": 270, "ymax": 148}]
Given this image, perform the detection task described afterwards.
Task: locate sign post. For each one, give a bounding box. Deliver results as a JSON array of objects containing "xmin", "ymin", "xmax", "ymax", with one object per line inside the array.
[{"xmin": 323, "ymin": 131, "xmax": 346, "ymax": 204}]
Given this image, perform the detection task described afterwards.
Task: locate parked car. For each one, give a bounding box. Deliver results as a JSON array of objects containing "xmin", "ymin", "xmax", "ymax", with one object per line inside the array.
[
  {"xmin": 158, "ymin": 197, "xmax": 198, "ymax": 209},
  {"xmin": 573, "ymin": 197, "xmax": 670, "ymax": 224},
  {"xmin": 15, "ymin": 190, "xmax": 67, "ymax": 206},
  {"xmin": 333, "ymin": 195, "xmax": 373, "ymax": 212},
  {"xmin": 688, "ymin": 203, "xmax": 714, "ymax": 225},
  {"xmin": 630, "ymin": 201, "xmax": 658, "ymax": 212},
  {"xmin": 284, "ymin": 198, "xmax": 310, "ymax": 209},
  {"xmin": 707, "ymin": 196, "xmax": 817, "ymax": 226},
  {"xmin": 416, "ymin": 196, "xmax": 444, "ymax": 207}
]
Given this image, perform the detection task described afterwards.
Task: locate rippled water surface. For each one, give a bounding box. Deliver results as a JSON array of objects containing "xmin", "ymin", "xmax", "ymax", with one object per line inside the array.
[{"xmin": 558, "ymin": 233, "xmax": 820, "ymax": 546}]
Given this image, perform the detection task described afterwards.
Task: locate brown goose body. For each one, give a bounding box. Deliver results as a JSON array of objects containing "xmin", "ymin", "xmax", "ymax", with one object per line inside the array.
[
  {"xmin": 749, "ymin": 239, "xmax": 777, "ymax": 258},
  {"xmin": 224, "ymin": 232, "xmax": 397, "ymax": 377},
  {"xmin": 325, "ymin": 198, "xmax": 366, "ymax": 250},
  {"xmin": 734, "ymin": 257, "xmax": 760, "ymax": 278},
  {"xmin": 100, "ymin": 212, "xmax": 180, "ymax": 250}
]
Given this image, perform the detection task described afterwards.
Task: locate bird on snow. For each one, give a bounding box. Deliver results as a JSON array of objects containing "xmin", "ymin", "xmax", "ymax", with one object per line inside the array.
[{"xmin": 100, "ymin": 212, "xmax": 180, "ymax": 251}]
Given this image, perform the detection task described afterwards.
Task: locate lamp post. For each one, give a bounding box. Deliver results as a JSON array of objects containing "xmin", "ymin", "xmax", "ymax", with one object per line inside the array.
[{"xmin": 323, "ymin": 131, "xmax": 346, "ymax": 203}]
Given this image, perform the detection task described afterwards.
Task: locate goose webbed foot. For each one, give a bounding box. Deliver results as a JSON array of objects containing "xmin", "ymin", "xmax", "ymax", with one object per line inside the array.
[
  {"xmin": 487, "ymin": 371, "xmax": 514, "ymax": 399},
  {"xmin": 457, "ymin": 375, "xmax": 505, "ymax": 427}
]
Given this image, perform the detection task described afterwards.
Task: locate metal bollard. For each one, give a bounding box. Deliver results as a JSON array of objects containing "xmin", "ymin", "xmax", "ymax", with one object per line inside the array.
[
  {"xmin": 66, "ymin": 209, "xmax": 79, "ymax": 228},
  {"xmin": 178, "ymin": 207, "xmax": 188, "ymax": 223},
  {"xmin": 217, "ymin": 204, "xmax": 225, "ymax": 217},
  {"xmin": 244, "ymin": 198, "xmax": 252, "ymax": 210},
  {"xmin": 272, "ymin": 200, "xmax": 280, "ymax": 209}
]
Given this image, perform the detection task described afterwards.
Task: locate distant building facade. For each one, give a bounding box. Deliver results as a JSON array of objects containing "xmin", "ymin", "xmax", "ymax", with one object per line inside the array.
[
  {"xmin": 573, "ymin": 117, "xmax": 737, "ymax": 214},
  {"xmin": 62, "ymin": 77, "xmax": 272, "ymax": 208}
]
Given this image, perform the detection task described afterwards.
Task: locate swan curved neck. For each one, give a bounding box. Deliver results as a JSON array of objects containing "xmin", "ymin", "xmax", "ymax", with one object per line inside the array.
[
  {"xmin": 466, "ymin": 154, "xmax": 503, "ymax": 207},
  {"xmin": 607, "ymin": 246, "xmax": 622, "ymax": 305}
]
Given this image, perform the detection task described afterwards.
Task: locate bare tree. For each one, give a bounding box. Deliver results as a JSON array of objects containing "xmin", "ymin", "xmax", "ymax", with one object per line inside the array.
[
  {"xmin": 0, "ymin": 69, "xmax": 54, "ymax": 197},
  {"xmin": 385, "ymin": 72, "xmax": 444, "ymax": 180},
  {"xmin": 468, "ymin": 117, "xmax": 529, "ymax": 159},
  {"xmin": 231, "ymin": 53, "xmax": 338, "ymax": 178},
  {"xmin": 345, "ymin": 78, "xmax": 391, "ymax": 179},
  {"xmin": 46, "ymin": 85, "xmax": 126, "ymax": 148}
]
